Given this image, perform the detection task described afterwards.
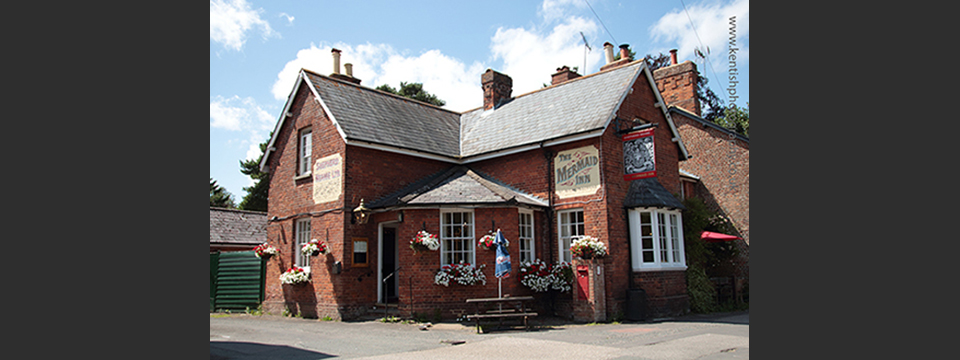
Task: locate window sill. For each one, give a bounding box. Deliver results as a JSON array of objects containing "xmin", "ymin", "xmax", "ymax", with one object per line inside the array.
[
  {"xmin": 632, "ymin": 265, "xmax": 687, "ymax": 272},
  {"xmin": 294, "ymin": 173, "xmax": 311, "ymax": 181}
]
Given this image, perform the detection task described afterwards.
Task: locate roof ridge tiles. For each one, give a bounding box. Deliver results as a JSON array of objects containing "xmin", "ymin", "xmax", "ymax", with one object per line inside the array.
[{"xmin": 302, "ymin": 68, "xmax": 462, "ymax": 115}]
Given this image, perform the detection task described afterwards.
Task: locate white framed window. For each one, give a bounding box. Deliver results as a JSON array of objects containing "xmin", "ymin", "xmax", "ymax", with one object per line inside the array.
[
  {"xmin": 298, "ymin": 127, "xmax": 312, "ymax": 176},
  {"xmin": 295, "ymin": 218, "xmax": 312, "ymax": 269},
  {"xmin": 440, "ymin": 209, "xmax": 474, "ymax": 266},
  {"xmin": 518, "ymin": 209, "xmax": 535, "ymax": 264},
  {"xmin": 557, "ymin": 209, "xmax": 584, "ymax": 263},
  {"xmin": 628, "ymin": 208, "xmax": 685, "ymax": 271}
]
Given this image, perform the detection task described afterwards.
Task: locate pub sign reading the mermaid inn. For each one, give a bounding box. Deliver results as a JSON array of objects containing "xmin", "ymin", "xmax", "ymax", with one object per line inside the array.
[
  {"xmin": 554, "ymin": 145, "xmax": 600, "ymax": 199},
  {"xmin": 622, "ymin": 128, "xmax": 656, "ymax": 181}
]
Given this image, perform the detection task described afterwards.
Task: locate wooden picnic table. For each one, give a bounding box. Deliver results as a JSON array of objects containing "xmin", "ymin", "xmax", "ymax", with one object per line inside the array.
[{"xmin": 464, "ymin": 296, "xmax": 537, "ymax": 333}]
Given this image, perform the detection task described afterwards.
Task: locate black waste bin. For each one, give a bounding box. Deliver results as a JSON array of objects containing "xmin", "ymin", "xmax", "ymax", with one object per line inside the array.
[{"xmin": 625, "ymin": 289, "xmax": 647, "ymax": 321}]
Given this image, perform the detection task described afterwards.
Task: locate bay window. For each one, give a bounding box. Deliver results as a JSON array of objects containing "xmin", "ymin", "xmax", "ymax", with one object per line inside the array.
[{"xmin": 628, "ymin": 208, "xmax": 685, "ymax": 271}]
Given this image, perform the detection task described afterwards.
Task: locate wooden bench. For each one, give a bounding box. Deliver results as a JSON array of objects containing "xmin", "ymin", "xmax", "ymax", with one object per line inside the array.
[{"xmin": 465, "ymin": 296, "xmax": 537, "ymax": 333}]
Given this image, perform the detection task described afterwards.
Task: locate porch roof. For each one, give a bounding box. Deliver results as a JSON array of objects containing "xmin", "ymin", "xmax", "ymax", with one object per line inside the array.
[
  {"xmin": 367, "ymin": 166, "xmax": 548, "ymax": 210},
  {"xmin": 623, "ymin": 178, "xmax": 685, "ymax": 210}
]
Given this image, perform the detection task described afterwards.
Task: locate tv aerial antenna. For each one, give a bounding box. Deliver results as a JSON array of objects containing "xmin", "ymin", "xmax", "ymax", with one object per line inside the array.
[{"xmin": 580, "ymin": 31, "xmax": 591, "ymax": 74}]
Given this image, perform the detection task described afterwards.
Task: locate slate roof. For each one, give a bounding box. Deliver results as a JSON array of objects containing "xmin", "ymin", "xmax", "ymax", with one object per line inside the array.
[
  {"xmin": 209, "ymin": 208, "xmax": 268, "ymax": 246},
  {"xmin": 459, "ymin": 61, "xmax": 644, "ymax": 157},
  {"xmin": 367, "ymin": 166, "xmax": 548, "ymax": 210},
  {"xmin": 304, "ymin": 70, "xmax": 462, "ymax": 158},
  {"xmin": 623, "ymin": 178, "xmax": 685, "ymax": 210}
]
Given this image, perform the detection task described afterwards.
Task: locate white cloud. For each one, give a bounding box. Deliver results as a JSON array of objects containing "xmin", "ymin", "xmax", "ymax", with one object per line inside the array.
[
  {"xmin": 377, "ymin": 50, "xmax": 487, "ymax": 111},
  {"xmin": 210, "ymin": 0, "xmax": 277, "ymax": 51},
  {"xmin": 539, "ymin": 0, "xmax": 587, "ymax": 23},
  {"xmin": 269, "ymin": 0, "xmax": 606, "ymax": 113},
  {"xmin": 211, "ymin": 95, "xmax": 274, "ymax": 133},
  {"xmin": 490, "ymin": 16, "xmax": 602, "ymax": 96},
  {"xmin": 649, "ymin": 0, "xmax": 749, "ymax": 72},
  {"xmin": 278, "ymin": 12, "xmax": 294, "ymax": 25},
  {"xmin": 271, "ymin": 43, "xmax": 486, "ymax": 112}
]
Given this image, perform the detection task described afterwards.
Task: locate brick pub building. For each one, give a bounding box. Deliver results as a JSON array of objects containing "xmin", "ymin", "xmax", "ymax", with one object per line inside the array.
[{"xmin": 257, "ymin": 44, "xmax": 714, "ymax": 321}]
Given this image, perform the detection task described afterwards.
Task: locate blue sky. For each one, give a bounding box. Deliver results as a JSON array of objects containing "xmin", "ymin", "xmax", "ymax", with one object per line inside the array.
[{"xmin": 210, "ymin": 0, "xmax": 749, "ymax": 204}]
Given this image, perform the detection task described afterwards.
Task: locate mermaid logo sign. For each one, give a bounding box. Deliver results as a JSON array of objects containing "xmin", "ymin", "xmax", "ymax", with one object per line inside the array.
[{"xmin": 554, "ymin": 146, "xmax": 600, "ymax": 199}]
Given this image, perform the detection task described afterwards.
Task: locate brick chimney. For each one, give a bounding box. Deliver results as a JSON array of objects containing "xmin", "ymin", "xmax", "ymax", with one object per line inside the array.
[
  {"xmin": 599, "ymin": 43, "xmax": 633, "ymax": 72},
  {"xmin": 329, "ymin": 48, "xmax": 361, "ymax": 85},
  {"xmin": 551, "ymin": 66, "xmax": 581, "ymax": 85},
  {"xmin": 652, "ymin": 49, "xmax": 700, "ymax": 116},
  {"xmin": 482, "ymin": 69, "xmax": 512, "ymax": 110}
]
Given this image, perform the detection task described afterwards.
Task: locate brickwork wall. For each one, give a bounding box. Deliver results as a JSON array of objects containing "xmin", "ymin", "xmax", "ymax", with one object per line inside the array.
[
  {"xmin": 602, "ymin": 72, "xmax": 687, "ymax": 319},
  {"xmin": 262, "ymin": 80, "xmax": 349, "ymax": 319},
  {"xmin": 674, "ymin": 113, "xmax": 750, "ymax": 279}
]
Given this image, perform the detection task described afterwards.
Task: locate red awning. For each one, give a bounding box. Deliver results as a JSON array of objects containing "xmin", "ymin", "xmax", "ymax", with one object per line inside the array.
[{"xmin": 700, "ymin": 231, "xmax": 741, "ymax": 242}]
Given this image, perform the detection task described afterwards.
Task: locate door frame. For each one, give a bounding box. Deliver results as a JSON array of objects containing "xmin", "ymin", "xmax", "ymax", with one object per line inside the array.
[{"xmin": 377, "ymin": 221, "xmax": 400, "ymax": 304}]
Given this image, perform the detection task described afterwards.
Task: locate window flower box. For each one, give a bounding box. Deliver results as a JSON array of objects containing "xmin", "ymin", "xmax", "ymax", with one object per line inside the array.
[
  {"xmin": 518, "ymin": 259, "xmax": 572, "ymax": 293},
  {"xmin": 570, "ymin": 235, "xmax": 607, "ymax": 260},
  {"xmin": 279, "ymin": 266, "xmax": 310, "ymax": 285},
  {"xmin": 435, "ymin": 262, "xmax": 487, "ymax": 286}
]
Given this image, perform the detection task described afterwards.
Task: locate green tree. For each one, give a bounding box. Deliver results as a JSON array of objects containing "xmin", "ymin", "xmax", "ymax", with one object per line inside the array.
[
  {"xmin": 714, "ymin": 103, "xmax": 749, "ymax": 137},
  {"xmin": 210, "ymin": 177, "xmax": 236, "ymax": 208},
  {"xmin": 237, "ymin": 132, "xmax": 271, "ymax": 212},
  {"xmin": 376, "ymin": 82, "xmax": 446, "ymax": 107}
]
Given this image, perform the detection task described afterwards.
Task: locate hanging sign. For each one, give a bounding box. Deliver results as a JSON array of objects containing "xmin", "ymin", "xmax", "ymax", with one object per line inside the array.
[
  {"xmin": 555, "ymin": 145, "xmax": 601, "ymax": 199},
  {"xmin": 622, "ymin": 128, "xmax": 656, "ymax": 181},
  {"xmin": 313, "ymin": 153, "xmax": 343, "ymax": 204}
]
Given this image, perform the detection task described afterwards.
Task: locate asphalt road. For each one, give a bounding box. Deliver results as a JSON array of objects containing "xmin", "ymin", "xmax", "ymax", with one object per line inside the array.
[{"xmin": 210, "ymin": 311, "xmax": 749, "ymax": 359}]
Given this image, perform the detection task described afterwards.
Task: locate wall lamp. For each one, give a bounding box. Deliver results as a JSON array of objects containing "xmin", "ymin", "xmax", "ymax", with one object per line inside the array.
[{"xmin": 352, "ymin": 198, "xmax": 371, "ymax": 224}]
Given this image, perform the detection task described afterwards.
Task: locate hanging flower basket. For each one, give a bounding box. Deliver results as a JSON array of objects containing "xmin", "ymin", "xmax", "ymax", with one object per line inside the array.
[
  {"xmin": 254, "ymin": 243, "xmax": 278, "ymax": 259},
  {"xmin": 570, "ymin": 236, "xmax": 607, "ymax": 260},
  {"xmin": 434, "ymin": 262, "xmax": 487, "ymax": 286},
  {"xmin": 279, "ymin": 266, "xmax": 310, "ymax": 285},
  {"xmin": 477, "ymin": 234, "xmax": 496, "ymax": 250},
  {"xmin": 409, "ymin": 230, "xmax": 439, "ymax": 253},
  {"xmin": 301, "ymin": 239, "xmax": 327, "ymax": 257}
]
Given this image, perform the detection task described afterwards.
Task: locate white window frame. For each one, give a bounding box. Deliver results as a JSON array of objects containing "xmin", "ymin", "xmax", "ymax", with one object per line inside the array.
[
  {"xmin": 628, "ymin": 208, "xmax": 686, "ymax": 271},
  {"xmin": 295, "ymin": 218, "xmax": 312, "ymax": 270},
  {"xmin": 518, "ymin": 209, "xmax": 535, "ymax": 264},
  {"xmin": 298, "ymin": 127, "xmax": 312, "ymax": 176},
  {"xmin": 440, "ymin": 209, "xmax": 475, "ymax": 266},
  {"xmin": 557, "ymin": 208, "xmax": 584, "ymax": 263}
]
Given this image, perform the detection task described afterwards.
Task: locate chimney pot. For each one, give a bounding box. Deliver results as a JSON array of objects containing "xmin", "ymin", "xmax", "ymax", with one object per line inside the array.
[
  {"xmin": 619, "ymin": 44, "xmax": 630, "ymax": 60},
  {"xmin": 331, "ymin": 48, "xmax": 342, "ymax": 75},
  {"xmin": 551, "ymin": 65, "xmax": 581, "ymax": 86},
  {"xmin": 344, "ymin": 63, "xmax": 353, "ymax": 77},
  {"xmin": 669, "ymin": 49, "xmax": 678, "ymax": 65},
  {"xmin": 603, "ymin": 42, "xmax": 615, "ymax": 64}
]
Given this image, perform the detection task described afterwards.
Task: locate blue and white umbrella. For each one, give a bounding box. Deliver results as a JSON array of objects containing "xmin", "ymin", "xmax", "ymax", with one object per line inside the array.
[{"xmin": 494, "ymin": 229, "xmax": 511, "ymax": 297}]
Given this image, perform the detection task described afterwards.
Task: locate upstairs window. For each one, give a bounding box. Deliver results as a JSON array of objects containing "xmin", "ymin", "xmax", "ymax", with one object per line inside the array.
[{"xmin": 298, "ymin": 127, "xmax": 312, "ymax": 176}]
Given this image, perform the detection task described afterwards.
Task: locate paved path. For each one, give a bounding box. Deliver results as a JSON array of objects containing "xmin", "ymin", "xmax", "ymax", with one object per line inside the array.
[{"xmin": 210, "ymin": 311, "xmax": 748, "ymax": 359}]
